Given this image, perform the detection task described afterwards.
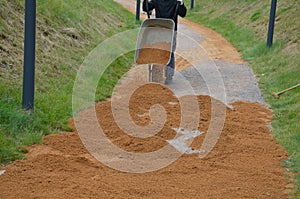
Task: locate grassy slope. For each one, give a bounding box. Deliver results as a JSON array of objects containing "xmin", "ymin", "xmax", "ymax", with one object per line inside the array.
[
  {"xmin": 0, "ymin": 0, "xmax": 138, "ymax": 163},
  {"xmin": 185, "ymin": 0, "xmax": 300, "ymax": 195}
]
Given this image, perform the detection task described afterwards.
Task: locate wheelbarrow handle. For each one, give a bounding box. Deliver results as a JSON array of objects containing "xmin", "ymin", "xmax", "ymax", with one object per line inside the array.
[
  {"xmin": 145, "ymin": 0, "xmax": 150, "ymax": 19},
  {"xmin": 173, "ymin": 1, "xmax": 180, "ymax": 21}
]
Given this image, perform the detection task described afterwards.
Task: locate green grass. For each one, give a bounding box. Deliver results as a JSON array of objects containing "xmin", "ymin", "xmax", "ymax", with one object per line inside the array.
[
  {"xmin": 0, "ymin": 0, "xmax": 138, "ymax": 164},
  {"xmin": 186, "ymin": 0, "xmax": 300, "ymax": 196},
  {"xmin": 96, "ymin": 52, "xmax": 135, "ymax": 101}
]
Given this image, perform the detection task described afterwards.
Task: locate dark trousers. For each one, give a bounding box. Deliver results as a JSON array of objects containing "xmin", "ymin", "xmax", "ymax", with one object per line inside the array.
[
  {"xmin": 166, "ymin": 52, "xmax": 175, "ymax": 77},
  {"xmin": 166, "ymin": 32, "xmax": 177, "ymax": 77}
]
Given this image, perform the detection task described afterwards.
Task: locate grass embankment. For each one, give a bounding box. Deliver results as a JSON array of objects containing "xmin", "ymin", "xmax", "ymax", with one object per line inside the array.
[
  {"xmin": 186, "ymin": 0, "xmax": 300, "ymax": 195},
  {"xmin": 0, "ymin": 0, "xmax": 138, "ymax": 164}
]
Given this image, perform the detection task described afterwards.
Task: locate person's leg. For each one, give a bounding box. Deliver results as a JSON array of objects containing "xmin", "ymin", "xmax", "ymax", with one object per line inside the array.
[
  {"xmin": 166, "ymin": 52, "xmax": 175, "ymax": 76},
  {"xmin": 165, "ymin": 32, "xmax": 177, "ymax": 84}
]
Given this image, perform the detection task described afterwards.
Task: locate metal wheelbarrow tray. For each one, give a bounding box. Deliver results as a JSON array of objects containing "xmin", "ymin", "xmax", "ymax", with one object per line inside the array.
[{"xmin": 134, "ymin": 18, "xmax": 175, "ymax": 83}]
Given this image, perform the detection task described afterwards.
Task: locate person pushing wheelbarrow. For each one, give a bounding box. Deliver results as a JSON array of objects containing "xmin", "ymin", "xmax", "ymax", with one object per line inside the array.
[{"xmin": 142, "ymin": 0, "xmax": 187, "ymax": 84}]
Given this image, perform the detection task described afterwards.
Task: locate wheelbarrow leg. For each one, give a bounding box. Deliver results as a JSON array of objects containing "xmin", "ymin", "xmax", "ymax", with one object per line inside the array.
[
  {"xmin": 148, "ymin": 64, "xmax": 153, "ymax": 82},
  {"xmin": 148, "ymin": 64, "xmax": 165, "ymax": 84}
]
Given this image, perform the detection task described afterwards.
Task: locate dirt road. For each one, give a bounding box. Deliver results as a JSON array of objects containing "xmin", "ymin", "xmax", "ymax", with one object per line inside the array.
[{"xmin": 0, "ymin": 0, "xmax": 293, "ymax": 198}]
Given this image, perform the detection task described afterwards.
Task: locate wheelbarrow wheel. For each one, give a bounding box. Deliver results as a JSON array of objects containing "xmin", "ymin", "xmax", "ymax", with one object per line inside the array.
[{"xmin": 148, "ymin": 64, "xmax": 165, "ymax": 84}]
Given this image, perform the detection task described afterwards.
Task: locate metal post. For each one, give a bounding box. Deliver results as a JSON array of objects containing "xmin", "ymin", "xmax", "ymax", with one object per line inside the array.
[
  {"xmin": 136, "ymin": 0, "xmax": 141, "ymax": 21},
  {"xmin": 267, "ymin": 0, "xmax": 277, "ymax": 48},
  {"xmin": 22, "ymin": 0, "xmax": 36, "ymax": 110},
  {"xmin": 190, "ymin": 0, "xmax": 194, "ymax": 10}
]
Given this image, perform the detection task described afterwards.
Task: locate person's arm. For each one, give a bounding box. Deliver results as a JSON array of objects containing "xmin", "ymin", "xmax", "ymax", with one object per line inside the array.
[
  {"xmin": 177, "ymin": 3, "xmax": 187, "ymax": 18},
  {"xmin": 142, "ymin": 0, "xmax": 155, "ymax": 12}
]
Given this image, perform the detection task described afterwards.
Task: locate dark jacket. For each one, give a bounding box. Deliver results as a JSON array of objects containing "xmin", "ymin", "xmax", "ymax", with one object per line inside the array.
[{"xmin": 142, "ymin": 0, "xmax": 187, "ymax": 30}]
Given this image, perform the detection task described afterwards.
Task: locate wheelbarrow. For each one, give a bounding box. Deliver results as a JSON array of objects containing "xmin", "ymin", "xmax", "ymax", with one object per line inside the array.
[{"xmin": 134, "ymin": 18, "xmax": 175, "ymax": 84}]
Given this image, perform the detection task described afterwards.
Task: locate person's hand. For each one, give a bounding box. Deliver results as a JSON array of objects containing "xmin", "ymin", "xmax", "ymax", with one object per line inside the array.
[{"xmin": 177, "ymin": 0, "xmax": 183, "ymax": 5}]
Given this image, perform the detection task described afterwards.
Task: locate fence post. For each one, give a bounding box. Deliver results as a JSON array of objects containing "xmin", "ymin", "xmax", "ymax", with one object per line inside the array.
[
  {"xmin": 136, "ymin": 0, "xmax": 141, "ymax": 21},
  {"xmin": 190, "ymin": 0, "xmax": 194, "ymax": 10},
  {"xmin": 267, "ymin": 0, "xmax": 277, "ymax": 48},
  {"xmin": 22, "ymin": 0, "xmax": 36, "ymax": 110}
]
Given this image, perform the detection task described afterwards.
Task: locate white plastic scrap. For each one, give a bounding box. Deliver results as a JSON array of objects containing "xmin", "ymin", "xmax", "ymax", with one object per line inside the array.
[
  {"xmin": 167, "ymin": 128, "xmax": 205, "ymax": 154},
  {"xmin": 0, "ymin": 170, "xmax": 5, "ymax": 176}
]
